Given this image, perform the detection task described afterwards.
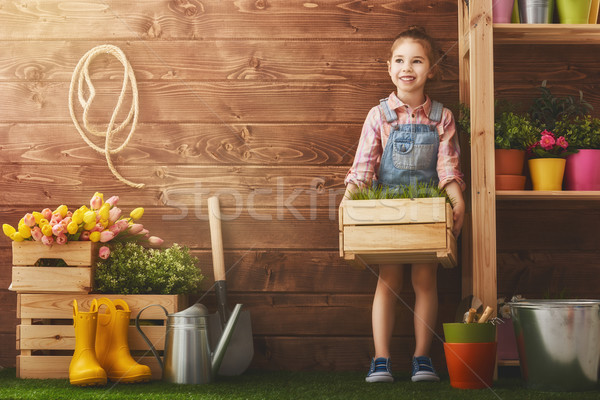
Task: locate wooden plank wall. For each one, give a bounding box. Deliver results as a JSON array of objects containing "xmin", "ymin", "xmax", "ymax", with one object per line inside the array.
[{"xmin": 0, "ymin": 0, "xmax": 598, "ymax": 372}]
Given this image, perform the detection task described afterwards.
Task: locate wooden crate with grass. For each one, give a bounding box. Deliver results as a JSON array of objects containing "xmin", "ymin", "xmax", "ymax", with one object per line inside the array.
[
  {"xmin": 16, "ymin": 293, "xmax": 186, "ymax": 379},
  {"xmin": 11, "ymin": 241, "xmax": 98, "ymax": 294},
  {"xmin": 339, "ymin": 197, "xmax": 457, "ymax": 268}
]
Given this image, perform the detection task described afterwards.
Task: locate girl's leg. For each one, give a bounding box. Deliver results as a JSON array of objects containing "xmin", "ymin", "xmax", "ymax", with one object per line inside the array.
[
  {"xmin": 372, "ymin": 264, "xmax": 403, "ymax": 358},
  {"xmin": 411, "ymin": 262, "xmax": 438, "ymax": 357}
]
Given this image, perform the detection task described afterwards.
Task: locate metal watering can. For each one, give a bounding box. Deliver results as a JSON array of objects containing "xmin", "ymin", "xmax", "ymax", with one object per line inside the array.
[{"xmin": 135, "ymin": 302, "xmax": 242, "ymax": 384}]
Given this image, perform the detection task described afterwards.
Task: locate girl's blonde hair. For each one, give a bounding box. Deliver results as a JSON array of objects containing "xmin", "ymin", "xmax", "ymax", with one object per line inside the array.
[{"xmin": 390, "ymin": 26, "xmax": 444, "ymax": 79}]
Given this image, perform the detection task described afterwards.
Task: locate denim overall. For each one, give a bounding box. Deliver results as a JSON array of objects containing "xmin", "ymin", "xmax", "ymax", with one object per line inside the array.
[{"xmin": 374, "ymin": 98, "xmax": 443, "ymax": 189}]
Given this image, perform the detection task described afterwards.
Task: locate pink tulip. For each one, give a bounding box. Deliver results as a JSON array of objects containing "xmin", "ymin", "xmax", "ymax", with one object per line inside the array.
[
  {"xmin": 62, "ymin": 217, "xmax": 72, "ymax": 226},
  {"xmin": 66, "ymin": 211, "xmax": 73, "ymax": 218},
  {"xmin": 108, "ymin": 207, "xmax": 122, "ymax": 224},
  {"xmin": 114, "ymin": 219, "xmax": 129, "ymax": 231},
  {"xmin": 99, "ymin": 230, "xmax": 115, "ymax": 242},
  {"xmin": 140, "ymin": 229, "xmax": 149, "ymax": 236},
  {"xmin": 90, "ymin": 194, "xmax": 103, "ymax": 210},
  {"xmin": 50, "ymin": 213, "xmax": 63, "ymax": 224},
  {"xmin": 31, "ymin": 226, "xmax": 43, "ymax": 241},
  {"xmin": 90, "ymin": 223, "xmax": 104, "ymax": 233},
  {"xmin": 148, "ymin": 236, "xmax": 164, "ymax": 246},
  {"xmin": 98, "ymin": 246, "xmax": 111, "ymax": 259},
  {"xmin": 108, "ymin": 224, "xmax": 122, "ymax": 235},
  {"xmin": 105, "ymin": 196, "xmax": 119, "ymax": 207},
  {"xmin": 55, "ymin": 233, "xmax": 67, "ymax": 245},
  {"xmin": 80, "ymin": 231, "xmax": 90, "ymax": 241},
  {"xmin": 52, "ymin": 224, "xmax": 65, "ymax": 236},
  {"xmin": 41, "ymin": 235, "xmax": 54, "ymax": 245},
  {"xmin": 41, "ymin": 208, "xmax": 52, "ymax": 220},
  {"xmin": 23, "ymin": 213, "xmax": 36, "ymax": 227},
  {"xmin": 128, "ymin": 223, "xmax": 144, "ymax": 235}
]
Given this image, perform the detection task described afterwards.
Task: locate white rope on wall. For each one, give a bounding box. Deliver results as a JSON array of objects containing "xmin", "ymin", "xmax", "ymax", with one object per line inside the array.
[{"xmin": 68, "ymin": 44, "xmax": 144, "ymax": 189}]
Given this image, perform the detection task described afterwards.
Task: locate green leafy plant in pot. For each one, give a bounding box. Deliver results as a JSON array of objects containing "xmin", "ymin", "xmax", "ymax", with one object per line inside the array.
[
  {"xmin": 555, "ymin": 115, "xmax": 600, "ymax": 190},
  {"xmin": 94, "ymin": 242, "xmax": 204, "ymax": 294},
  {"xmin": 494, "ymin": 111, "xmax": 539, "ymax": 190}
]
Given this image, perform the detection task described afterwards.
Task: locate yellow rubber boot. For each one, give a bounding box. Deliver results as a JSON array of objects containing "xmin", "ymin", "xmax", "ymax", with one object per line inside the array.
[
  {"xmin": 95, "ymin": 298, "xmax": 152, "ymax": 383},
  {"xmin": 69, "ymin": 299, "xmax": 107, "ymax": 386}
]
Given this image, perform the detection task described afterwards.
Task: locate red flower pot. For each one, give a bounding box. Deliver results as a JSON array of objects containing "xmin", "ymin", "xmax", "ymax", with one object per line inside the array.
[{"xmin": 444, "ymin": 342, "xmax": 497, "ymax": 389}]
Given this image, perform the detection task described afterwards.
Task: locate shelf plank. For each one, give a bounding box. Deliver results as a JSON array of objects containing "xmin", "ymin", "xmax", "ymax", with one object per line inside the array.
[
  {"xmin": 494, "ymin": 24, "xmax": 600, "ymax": 44},
  {"xmin": 497, "ymin": 190, "xmax": 600, "ymax": 200}
]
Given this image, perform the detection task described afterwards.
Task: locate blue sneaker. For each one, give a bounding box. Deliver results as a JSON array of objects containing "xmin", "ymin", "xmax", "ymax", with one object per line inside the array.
[
  {"xmin": 411, "ymin": 356, "xmax": 440, "ymax": 382},
  {"xmin": 365, "ymin": 357, "xmax": 393, "ymax": 383}
]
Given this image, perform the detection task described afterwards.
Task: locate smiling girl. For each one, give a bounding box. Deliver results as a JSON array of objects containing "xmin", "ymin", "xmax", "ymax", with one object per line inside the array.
[{"xmin": 343, "ymin": 26, "xmax": 466, "ymax": 383}]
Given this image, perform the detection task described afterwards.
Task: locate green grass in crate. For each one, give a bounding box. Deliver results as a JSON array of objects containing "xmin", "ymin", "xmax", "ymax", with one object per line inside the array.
[
  {"xmin": 0, "ymin": 367, "xmax": 598, "ymax": 400},
  {"xmin": 350, "ymin": 183, "xmax": 452, "ymax": 203}
]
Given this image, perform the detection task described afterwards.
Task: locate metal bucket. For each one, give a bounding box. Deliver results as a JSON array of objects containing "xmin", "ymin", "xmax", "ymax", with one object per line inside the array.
[
  {"xmin": 518, "ymin": 0, "xmax": 555, "ymax": 23},
  {"xmin": 510, "ymin": 299, "xmax": 600, "ymax": 391}
]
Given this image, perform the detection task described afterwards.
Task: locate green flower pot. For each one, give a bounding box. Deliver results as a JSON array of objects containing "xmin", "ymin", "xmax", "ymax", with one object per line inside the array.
[
  {"xmin": 557, "ymin": 0, "xmax": 592, "ymax": 23},
  {"xmin": 443, "ymin": 322, "xmax": 496, "ymax": 343}
]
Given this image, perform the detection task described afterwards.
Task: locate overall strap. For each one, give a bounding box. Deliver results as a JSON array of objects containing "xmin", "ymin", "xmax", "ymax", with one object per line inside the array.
[
  {"xmin": 378, "ymin": 98, "xmax": 398, "ymax": 124},
  {"xmin": 428, "ymin": 100, "xmax": 443, "ymax": 123}
]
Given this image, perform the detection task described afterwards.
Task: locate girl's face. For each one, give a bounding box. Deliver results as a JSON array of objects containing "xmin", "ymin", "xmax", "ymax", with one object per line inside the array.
[{"xmin": 387, "ymin": 39, "xmax": 434, "ymax": 100}]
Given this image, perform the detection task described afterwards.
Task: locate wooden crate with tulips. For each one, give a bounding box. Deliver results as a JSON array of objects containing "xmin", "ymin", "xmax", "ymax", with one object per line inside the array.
[
  {"xmin": 339, "ymin": 196, "xmax": 457, "ymax": 268},
  {"xmin": 16, "ymin": 293, "xmax": 185, "ymax": 379}
]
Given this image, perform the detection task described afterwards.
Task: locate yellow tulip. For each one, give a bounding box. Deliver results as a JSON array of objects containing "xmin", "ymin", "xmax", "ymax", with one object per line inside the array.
[
  {"xmin": 99, "ymin": 205, "xmax": 110, "ymax": 221},
  {"xmin": 39, "ymin": 218, "xmax": 49, "ymax": 226},
  {"xmin": 83, "ymin": 211, "xmax": 97, "ymax": 225},
  {"xmin": 32, "ymin": 212, "xmax": 43, "ymax": 223},
  {"xmin": 79, "ymin": 205, "xmax": 89, "ymax": 213},
  {"xmin": 2, "ymin": 224, "xmax": 16, "ymax": 237},
  {"xmin": 18, "ymin": 224, "xmax": 31, "ymax": 239},
  {"xmin": 55, "ymin": 204, "xmax": 68, "ymax": 218},
  {"xmin": 67, "ymin": 221, "xmax": 79, "ymax": 235},
  {"xmin": 10, "ymin": 232, "xmax": 24, "ymax": 242},
  {"xmin": 130, "ymin": 207, "xmax": 144, "ymax": 220},
  {"xmin": 89, "ymin": 231, "xmax": 101, "ymax": 242},
  {"xmin": 84, "ymin": 221, "xmax": 96, "ymax": 231},
  {"xmin": 72, "ymin": 210, "xmax": 84, "ymax": 225},
  {"xmin": 41, "ymin": 224, "xmax": 53, "ymax": 237},
  {"xmin": 19, "ymin": 217, "xmax": 25, "ymax": 226}
]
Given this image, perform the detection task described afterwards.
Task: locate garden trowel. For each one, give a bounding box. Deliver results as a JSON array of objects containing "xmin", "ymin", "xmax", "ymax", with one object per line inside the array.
[{"xmin": 207, "ymin": 196, "xmax": 254, "ymax": 376}]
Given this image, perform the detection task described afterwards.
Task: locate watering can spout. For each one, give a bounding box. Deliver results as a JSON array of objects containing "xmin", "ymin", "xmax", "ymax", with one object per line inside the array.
[{"xmin": 211, "ymin": 303, "xmax": 243, "ymax": 376}]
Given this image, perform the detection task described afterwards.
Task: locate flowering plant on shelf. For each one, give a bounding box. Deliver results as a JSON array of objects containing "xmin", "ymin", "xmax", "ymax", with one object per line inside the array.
[
  {"xmin": 2, "ymin": 192, "xmax": 163, "ymax": 260},
  {"xmin": 526, "ymin": 130, "xmax": 578, "ymax": 159}
]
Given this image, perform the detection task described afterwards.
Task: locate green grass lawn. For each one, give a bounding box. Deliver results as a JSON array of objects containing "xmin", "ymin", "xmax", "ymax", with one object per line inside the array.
[{"xmin": 0, "ymin": 367, "xmax": 597, "ymax": 400}]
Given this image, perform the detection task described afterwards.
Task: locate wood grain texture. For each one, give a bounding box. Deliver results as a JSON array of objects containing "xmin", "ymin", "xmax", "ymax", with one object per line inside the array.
[
  {"xmin": 0, "ymin": 0, "xmax": 458, "ymax": 41},
  {"xmin": 0, "ymin": 123, "xmax": 362, "ymax": 166}
]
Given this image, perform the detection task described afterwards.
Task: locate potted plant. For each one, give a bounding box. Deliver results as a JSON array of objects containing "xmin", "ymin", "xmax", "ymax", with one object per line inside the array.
[
  {"xmin": 494, "ymin": 111, "xmax": 539, "ymax": 190},
  {"xmin": 527, "ymin": 130, "xmax": 578, "ymax": 191},
  {"xmin": 555, "ymin": 115, "xmax": 600, "ymax": 190},
  {"xmin": 339, "ymin": 183, "xmax": 457, "ymax": 268}
]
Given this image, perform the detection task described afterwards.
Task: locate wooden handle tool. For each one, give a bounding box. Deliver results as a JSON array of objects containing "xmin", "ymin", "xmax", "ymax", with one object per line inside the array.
[
  {"xmin": 465, "ymin": 307, "xmax": 477, "ymax": 323},
  {"xmin": 478, "ymin": 306, "xmax": 494, "ymax": 323}
]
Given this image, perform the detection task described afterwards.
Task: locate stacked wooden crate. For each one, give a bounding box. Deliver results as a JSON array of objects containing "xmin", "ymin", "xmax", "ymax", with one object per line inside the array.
[{"xmin": 11, "ymin": 241, "xmax": 184, "ymax": 379}]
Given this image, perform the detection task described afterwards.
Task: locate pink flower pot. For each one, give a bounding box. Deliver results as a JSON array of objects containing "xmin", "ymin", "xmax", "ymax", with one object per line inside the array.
[
  {"xmin": 564, "ymin": 149, "xmax": 600, "ymax": 191},
  {"xmin": 493, "ymin": 0, "xmax": 515, "ymax": 23},
  {"xmin": 497, "ymin": 318, "xmax": 519, "ymax": 360}
]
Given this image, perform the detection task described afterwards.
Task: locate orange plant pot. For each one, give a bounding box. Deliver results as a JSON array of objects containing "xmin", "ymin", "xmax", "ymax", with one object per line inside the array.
[
  {"xmin": 495, "ymin": 149, "xmax": 525, "ymax": 175},
  {"xmin": 496, "ymin": 174, "xmax": 526, "ymax": 190},
  {"xmin": 444, "ymin": 342, "xmax": 497, "ymax": 389}
]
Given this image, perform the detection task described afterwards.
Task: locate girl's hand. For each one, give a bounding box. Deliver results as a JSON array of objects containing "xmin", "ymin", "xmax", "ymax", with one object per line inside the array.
[
  {"xmin": 443, "ymin": 181, "xmax": 465, "ymax": 238},
  {"xmin": 340, "ymin": 183, "xmax": 358, "ymax": 207}
]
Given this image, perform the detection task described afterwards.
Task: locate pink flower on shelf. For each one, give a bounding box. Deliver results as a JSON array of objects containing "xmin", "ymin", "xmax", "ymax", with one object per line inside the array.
[
  {"xmin": 108, "ymin": 224, "xmax": 121, "ymax": 235},
  {"xmin": 114, "ymin": 219, "xmax": 129, "ymax": 232},
  {"xmin": 539, "ymin": 133, "xmax": 556, "ymax": 150},
  {"xmin": 105, "ymin": 196, "xmax": 119, "ymax": 207},
  {"xmin": 556, "ymin": 136, "xmax": 568, "ymax": 149},
  {"xmin": 41, "ymin": 208, "xmax": 52, "ymax": 221},
  {"xmin": 108, "ymin": 207, "xmax": 122, "ymax": 224},
  {"xmin": 128, "ymin": 223, "xmax": 144, "ymax": 235},
  {"xmin": 90, "ymin": 223, "xmax": 104, "ymax": 233},
  {"xmin": 80, "ymin": 231, "xmax": 91, "ymax": 241},
  {"xmin": 41, "ymin": 235, "xmax": 54, "ymax": 245},
  {"xmin": 99, "ymin": 230, "xmax": 115, "ymax": 243},
  {"xmin": 23, "ymin": 213, "xmax": 36, "ymax": 227},
  {"xmin": 31, "ymin": 226, "xmax": 43, "ymax": 241},
  {"xmin": 51, "ymin": 223, "xmax": 65, "ymax": 236},
  {"xmin": 50, "ymin": 213, "xmax": 63, "ymax": 225},
  {"xmin": 148, "ymin": 236, "xmax": 164, "ymax": 247},
  {"xmin": 55, "ymin": 233, "xmax": 67, "ymax": 245},
  {"xmin": 98, "ymin": 246, "xmax": 111, "ymax": 259},
  {"xmin": 90, "ymin": 194, "xmax": 103, "ymax": 210},
  {"xmin": 140, "ymin": 229, "xmax": 149, "ymax": 236}
]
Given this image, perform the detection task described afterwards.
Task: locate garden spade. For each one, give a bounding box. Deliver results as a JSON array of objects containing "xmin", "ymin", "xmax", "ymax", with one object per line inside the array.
[{"xmin": 207, "ymin": 196, "xmax": 254, "ymax": 376}]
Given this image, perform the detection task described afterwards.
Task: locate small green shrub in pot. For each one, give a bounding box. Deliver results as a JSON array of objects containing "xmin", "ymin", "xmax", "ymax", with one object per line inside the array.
[
  {"xmin": 554, "ymin": 114, "xmax": 600, "ymax": 150},
  {"xmin": 494, "ymin": 111, "xmax": 539, "ymax": 150},
  {"xmin": 94, "ymin": 242, "xmax": 204, "ymax": 294}
]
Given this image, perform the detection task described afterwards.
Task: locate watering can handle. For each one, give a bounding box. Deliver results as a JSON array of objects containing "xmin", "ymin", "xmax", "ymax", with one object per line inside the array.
[{"xmin": 135, "ymin": 304, "xmax": 169, "ymax": 370}]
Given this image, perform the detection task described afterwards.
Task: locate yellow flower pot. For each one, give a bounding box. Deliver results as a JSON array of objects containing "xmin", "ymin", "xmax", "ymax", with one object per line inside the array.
[{"xmin": 528, "ymin": 158, "xmax": 566, "ymax": 191}]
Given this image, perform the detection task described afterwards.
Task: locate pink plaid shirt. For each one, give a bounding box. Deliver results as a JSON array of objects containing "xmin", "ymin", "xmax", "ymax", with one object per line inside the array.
[{"xmin": 345, "ymin": 93, "xmax": 466, "ymax": 191}]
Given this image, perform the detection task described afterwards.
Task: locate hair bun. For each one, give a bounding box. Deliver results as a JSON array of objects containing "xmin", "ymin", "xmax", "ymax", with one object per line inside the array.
[{"xmin": 407, "ymin": 25, "xmax": 427, "ymax": 35}]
